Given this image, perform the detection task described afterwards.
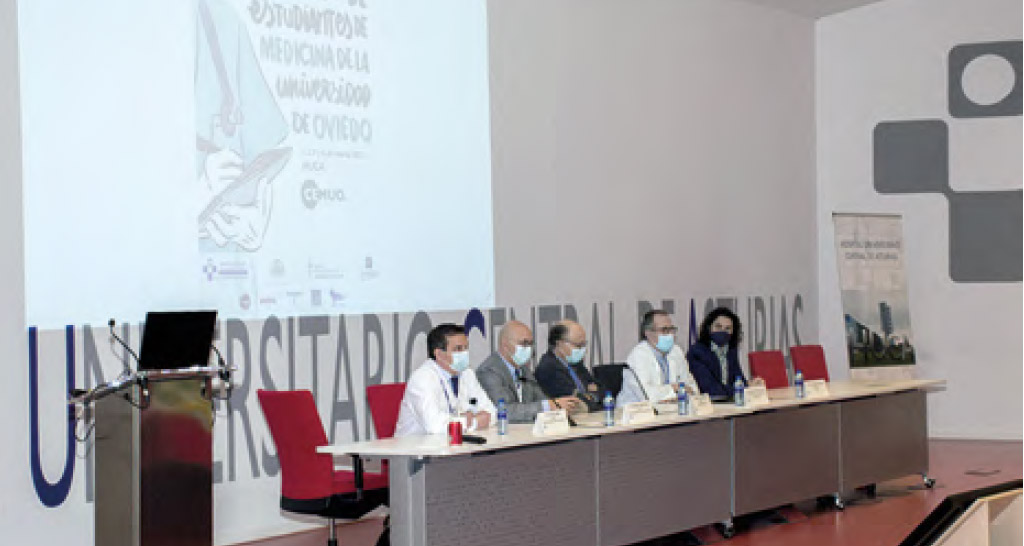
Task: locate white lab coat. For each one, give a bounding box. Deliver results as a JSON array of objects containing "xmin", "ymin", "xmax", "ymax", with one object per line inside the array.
[
  {"xmin": 618, "ymin": 342, "xmax": 697, "ymax": 406},
  {"xmin": 394, "ymin": 359, "xmax": 496, "ymax": 437}
]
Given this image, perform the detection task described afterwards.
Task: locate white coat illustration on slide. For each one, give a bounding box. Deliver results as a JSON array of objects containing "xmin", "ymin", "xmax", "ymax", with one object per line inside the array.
[{"xmin": 195, "ymin": 0, "xmax": 291, "ymax": 252}]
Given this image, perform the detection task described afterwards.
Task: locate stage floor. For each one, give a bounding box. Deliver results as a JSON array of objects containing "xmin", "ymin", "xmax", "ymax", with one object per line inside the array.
[{"xmin": 685, "ymin": 438, "xmax": 1023, "ymax": 546}]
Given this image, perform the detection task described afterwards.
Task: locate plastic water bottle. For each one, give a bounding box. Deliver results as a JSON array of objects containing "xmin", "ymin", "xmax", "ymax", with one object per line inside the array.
[
  {"xmin": 496, "ymin": 398, "xmax": 508, "ymax": 435},
  {"xmin": 677, "ymin": 384, "xmax": 689, "ymax": 415},
  {"xmin": 603, "ymin": 391, "xmax": 615, "ymax": 426},
  {"xmin": 733, "ymin": 378, "xmax": 745, "ymax": 407},
  {"xmin": 794, "ymin": 370, "xmax": 805, "ymax": 399}
]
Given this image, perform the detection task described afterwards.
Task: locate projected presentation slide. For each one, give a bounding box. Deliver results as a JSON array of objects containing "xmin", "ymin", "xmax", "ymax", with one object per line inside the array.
[{"xmin": 19, "ymin": 0, "xmax": 494, "ymax": 328}]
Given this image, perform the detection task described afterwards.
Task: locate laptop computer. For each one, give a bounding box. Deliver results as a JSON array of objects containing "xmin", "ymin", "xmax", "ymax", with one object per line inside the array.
[{"xmin": 138, "ymin": 311, "xmax": 218, "ymax": 370}]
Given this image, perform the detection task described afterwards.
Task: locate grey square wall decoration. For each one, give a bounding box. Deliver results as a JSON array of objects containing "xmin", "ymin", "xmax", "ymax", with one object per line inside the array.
[
  {"xmin": 874, "ymin": 120, "xmax": 949, "ymax": 195},
  {"xmin": 873, "ymin": 118, "xmax": 1022, "ymax": 283},
  {"xmin": 948, "ymin": 191, "xmax": 1023, "ymax": 283}
]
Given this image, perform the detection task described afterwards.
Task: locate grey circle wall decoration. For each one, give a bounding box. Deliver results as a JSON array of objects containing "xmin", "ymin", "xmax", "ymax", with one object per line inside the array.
[{"xmin": 948, "ymin": 40, "xmax": 1022, "ymax": 118}]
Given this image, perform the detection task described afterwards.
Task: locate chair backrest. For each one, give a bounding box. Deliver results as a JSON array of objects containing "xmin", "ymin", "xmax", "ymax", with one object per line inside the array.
[
  {"xmin": 748, "ymin": 350, "xmax": 789, "ymax": 389},
  {"xmin": 366, "ymin": 383, "xmax": 407, "ymax": 440},
  {"xmin": 592, "ymin": 363, "xmax": 627, "ymax": 397},
  {"xmin": 257, "ymin": 389, "xmax": 333, "ymax": 500},
  {"xmin": 790, "ymin": 344, "xmax": 830, "ymax": 381}
]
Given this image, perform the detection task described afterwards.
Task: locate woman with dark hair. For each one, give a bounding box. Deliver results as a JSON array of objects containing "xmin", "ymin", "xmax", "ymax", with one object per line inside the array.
[{"xmin": 686, "ymin": 307, "xmax": 748, "ymax": 398}]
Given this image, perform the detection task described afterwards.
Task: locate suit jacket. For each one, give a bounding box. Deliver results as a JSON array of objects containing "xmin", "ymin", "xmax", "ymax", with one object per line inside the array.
[
  {"xmin": 476, "ymin": 352, "xmax": 549, "ymax": 424},
  {"xmin": 534, "ymin": 349, "xmax": 604, "ymax": 412},
  {"xmin": 685, "ymin": 342, "xmax": 747, "ymax": 397}
]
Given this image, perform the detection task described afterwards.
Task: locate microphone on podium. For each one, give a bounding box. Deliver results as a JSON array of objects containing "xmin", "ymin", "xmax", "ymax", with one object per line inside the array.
[
  {"xmin": 108, "ymin": 318, "xmax": 141, "ymax": 375},
  {"xmin": 108, "ymin": 319, "xmax": 150, "ymax": 408}
]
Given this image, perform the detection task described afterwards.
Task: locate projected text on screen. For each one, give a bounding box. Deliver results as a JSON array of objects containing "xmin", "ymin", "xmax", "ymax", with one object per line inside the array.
[{"xmin": 19, "ymin": 0, "xmax": 495, "ymax": 328}]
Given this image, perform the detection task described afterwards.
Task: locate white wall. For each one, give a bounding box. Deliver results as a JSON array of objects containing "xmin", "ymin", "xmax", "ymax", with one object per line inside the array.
[
  {"xmin": 491, "ymin": 0, "xmax": 817, "ymax": 308},
  {"xmin": 816, "ymin": 0, "xmax": 1022, "ymax": 439},
  {"xmin": 0, "ymin": 0, "xmax": 817, "ymax": 544}
]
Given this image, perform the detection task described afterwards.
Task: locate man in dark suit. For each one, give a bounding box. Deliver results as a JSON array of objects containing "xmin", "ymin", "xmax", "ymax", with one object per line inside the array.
[
  {"xmin": 535, "ymin": 320, "xmax": 604, "ymax": 412},
  {"xmin": 477, "ymin": 321, "xmax": 582, "ymax": 423}
]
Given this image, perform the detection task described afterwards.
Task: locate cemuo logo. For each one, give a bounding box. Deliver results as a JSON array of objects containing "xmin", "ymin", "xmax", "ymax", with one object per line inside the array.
[{"xmin": 301, "ymin": 180, "xmax": 346, "ymax": 209}]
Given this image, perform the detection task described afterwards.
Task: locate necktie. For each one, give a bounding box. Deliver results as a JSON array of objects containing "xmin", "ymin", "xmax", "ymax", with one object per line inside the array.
[
  {"xmin": 450, "ymin": 376, "xmax": 459, "ymax": 397},
  {"xmin": 514, "ymin": 368, "xmax": 523, "ymax": 381},
  {"xmin": 654, "ymin": 351, "xmax": 670, "ymax": 384},
  {"xmin": 566, "ymin": 364, "xmax": 586, "ymax": 392}
]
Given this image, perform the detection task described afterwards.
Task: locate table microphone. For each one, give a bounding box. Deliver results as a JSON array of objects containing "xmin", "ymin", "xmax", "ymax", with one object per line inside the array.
[{"xmin": 626, "ymin": 366, "xmax": 660, "ymax": 415}]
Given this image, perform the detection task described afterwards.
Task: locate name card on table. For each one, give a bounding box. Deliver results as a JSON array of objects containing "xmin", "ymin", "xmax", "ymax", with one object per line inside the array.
[
  {"xmin": 532, "ymin": 410, "xmax": 570, "ymax": 436},
  {"xmin": 805, "ymin": 379, "xmax": 830, "ymax": 399},
  {"xmin": 744, "ymin": 385, "xmax": 771, "ymax": 407},
  {"xmin": 692, "ymin": 394, "xmax": 714, "ymax": 416},
  {"xmin": 619, "ymin": 401, "xmax": 657, "ymax": 425}
]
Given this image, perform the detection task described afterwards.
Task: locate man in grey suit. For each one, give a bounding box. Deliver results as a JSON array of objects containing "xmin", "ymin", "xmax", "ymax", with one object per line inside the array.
[{"xmin": 477, "ymin": 320, "xmax": 582, "ymax": 423}]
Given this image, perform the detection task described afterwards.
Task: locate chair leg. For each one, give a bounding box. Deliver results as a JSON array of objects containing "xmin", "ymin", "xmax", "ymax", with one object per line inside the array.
[
  {"xmin": 327, "ymin": 517, "xmax": 338, "ymax": 546},
  {"xmin": 375, "ymin": 514, "xmax": 391, "ymax": 546}
]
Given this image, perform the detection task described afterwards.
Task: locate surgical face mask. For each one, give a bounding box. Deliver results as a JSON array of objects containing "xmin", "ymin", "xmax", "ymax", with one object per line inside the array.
[
  {"xmin": 656, "ymin": 334, "xmax": 674, "ymax": 353},
  {"xmin": 449, "ymin": 351, "xmax": 470, "ymax": 373},
  {"xmin": 512, "ymin": 344, "xmax": 532, "ymax": 366},
  {"xmin": 709, "ymin": 331, "xmax": 731, "ymax": 347},
  {"xmin": 568, "ymin": 346, "xmax": 586, "ymax": 364}
]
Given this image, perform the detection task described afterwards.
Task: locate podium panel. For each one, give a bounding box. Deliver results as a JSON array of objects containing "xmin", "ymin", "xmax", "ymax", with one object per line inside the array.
[{"xmin": 95, "ymin": 380, "xmax": 212, "ymax": 546}]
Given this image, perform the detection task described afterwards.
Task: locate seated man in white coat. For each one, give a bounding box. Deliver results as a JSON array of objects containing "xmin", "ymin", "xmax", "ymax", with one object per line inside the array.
[
  {"xmin": 617, "ymin": 310, "xmax": 698, "ymax": 407},
  {"xmin": 394, "ymin": 323, "xmax": 495, "ymax": 436}
]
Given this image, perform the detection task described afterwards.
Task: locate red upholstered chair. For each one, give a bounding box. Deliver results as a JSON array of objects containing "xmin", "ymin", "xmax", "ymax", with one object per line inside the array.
[
  {"xmin": 365, "ymin": 382, "xmax": 406, "ymax": 490},
  {"xmin": 748, "ymin": 350, "xmax": 789, "ymax": 389},
  {"xmin": 257, "ymin": 390, "xmax": 388, "ymax": 546},
  {"xmin": 366, "ymin": 383, "xmax": 407, "ymax": 440},
  {"xmin": 790, "ymin": 344, "xmax": 830, "ymax": 381}
]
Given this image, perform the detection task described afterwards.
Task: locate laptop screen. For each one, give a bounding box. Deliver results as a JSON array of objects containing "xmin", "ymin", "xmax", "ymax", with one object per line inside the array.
[{"xmin": 138, "ymin": 311, "xmax": 218, "ymax": 370}]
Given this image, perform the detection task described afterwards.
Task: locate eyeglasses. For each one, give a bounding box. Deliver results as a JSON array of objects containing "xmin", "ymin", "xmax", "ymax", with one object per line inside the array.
[
  {"xmin": 561, "ymin": 339, "xmax": 587, "ymax": 349},
  {"xmin": 648, "ymin": 326, "xmax": 679, "ymax": 335}
]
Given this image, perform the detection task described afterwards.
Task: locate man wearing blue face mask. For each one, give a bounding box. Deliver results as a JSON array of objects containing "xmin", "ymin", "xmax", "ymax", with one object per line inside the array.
[
  {"xmin": 477, "ymin": 321, "xmax": 582, "ymax": 423},
  {"xmin": 535, "ymin": 320, "xmax": 605, "ymax": 412},
  {"xmin": 686, "ymin": 307, "xmax": 748, "ymax": 398},
  {"xmin": 617, "ymin": 310, "xmax": 698, "ymax": 406},
  {"xmin": 395, "ymin": 323, "xmax": 496, "ymax": 436}
]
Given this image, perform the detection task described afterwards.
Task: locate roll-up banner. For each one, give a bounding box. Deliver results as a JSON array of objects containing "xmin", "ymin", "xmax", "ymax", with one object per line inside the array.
[{"xmin": 832, "ymin": 213, "xmax": 916, "ymax": 380}]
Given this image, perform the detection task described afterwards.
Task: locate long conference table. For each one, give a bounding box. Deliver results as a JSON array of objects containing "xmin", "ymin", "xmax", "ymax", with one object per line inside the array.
[{"xmin": 319, "ymin": 379, "xmax": 944, "ymax": 546}]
